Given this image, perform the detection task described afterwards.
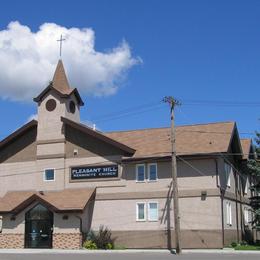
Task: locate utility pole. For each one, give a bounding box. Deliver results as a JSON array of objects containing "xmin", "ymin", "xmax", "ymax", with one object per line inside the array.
[{"xmin": 163, "ymin": 96, "xmax": 182, "ymax": 254}]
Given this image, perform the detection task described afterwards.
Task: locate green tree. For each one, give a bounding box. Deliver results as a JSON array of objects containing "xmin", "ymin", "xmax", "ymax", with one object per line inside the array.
[{"xmin": 247, "ymin": 131, "xmax": 260, "ymax": 231}]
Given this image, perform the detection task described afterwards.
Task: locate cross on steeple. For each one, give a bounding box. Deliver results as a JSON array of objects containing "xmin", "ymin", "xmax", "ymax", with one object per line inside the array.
[{"xmin": 57, "ymin": 34, "xmax": 66, "ymax": 57}]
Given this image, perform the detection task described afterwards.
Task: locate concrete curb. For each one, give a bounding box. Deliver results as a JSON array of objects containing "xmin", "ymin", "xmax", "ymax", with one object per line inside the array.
[
  {"xmin": 0, "ymin": 249, "xmax": 170, "ymax": 254},
  {"xmin": 0, "ymin": 248, "xmax": 260, "ymax": 254}
]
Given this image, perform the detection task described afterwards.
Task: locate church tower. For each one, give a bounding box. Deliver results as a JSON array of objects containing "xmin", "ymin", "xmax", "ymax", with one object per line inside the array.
[{"xmin": 33, "ymin": 60, "xmax": 84, "ymax": 158}]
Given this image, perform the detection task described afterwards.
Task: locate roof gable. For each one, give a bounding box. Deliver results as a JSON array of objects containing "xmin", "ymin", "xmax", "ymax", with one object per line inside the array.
[
  {"xmin": 241, "ymin": 138, "xmax": 255, "ymax": 160},
  {"xmin": 61, "ymin": 117, "xmax": 135, "ymax": 156}
]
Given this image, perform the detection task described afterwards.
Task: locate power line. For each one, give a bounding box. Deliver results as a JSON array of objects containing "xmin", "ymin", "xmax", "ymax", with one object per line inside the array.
[
  {"xmin": 91, "ymin": 101, "xmax": 162, "ymax": 121},
  {"xmin": 93, "ymin": 104, "xmax": 165, "ymax": 123},
  {"xmin": 180, "ymin": 99, "xmax": 260, "ymax": 107},
  {"xmin": 85, "ymin": 98, "xmax": 260, "ymax": 126}
]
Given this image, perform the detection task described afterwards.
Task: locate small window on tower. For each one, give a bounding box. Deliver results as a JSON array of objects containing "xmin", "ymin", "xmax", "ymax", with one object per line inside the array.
[
  {"xmin": 46, "ymin": 99, "xmax": 57, "ymax": 112},
  {"xmin": 69, "ymin": 101, "xmax": 76, "ymax": 114}
]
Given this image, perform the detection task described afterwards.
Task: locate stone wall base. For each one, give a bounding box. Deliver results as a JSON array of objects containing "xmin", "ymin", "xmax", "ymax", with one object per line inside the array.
[
  {"xmin": 53, "ymin": 233, "xmax": 82, "ymax": 249},
  {"xmin": 0, "ymin": 234, "xmax": 24, "ymax": 248}
]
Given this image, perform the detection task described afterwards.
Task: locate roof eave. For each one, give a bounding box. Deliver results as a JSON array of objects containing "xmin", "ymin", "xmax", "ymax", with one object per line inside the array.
[
  {"xmin": 227, "ymin": 122, "xmax": 243, "ymax": 160},
  {"xmin": 34, "ymin": 84, "xmax": 84, "ymax": 106},
  {"xmin": 122, "ymin": 152, "xmax": 226, "ymax": 162},
  {"xmin": 0, "ymin": 120, "xmax": 37, "ymax": 150}
]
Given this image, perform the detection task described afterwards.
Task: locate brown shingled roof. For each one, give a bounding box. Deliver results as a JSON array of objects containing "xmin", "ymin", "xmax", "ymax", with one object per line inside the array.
[
  {"xmin": 106, "ymin": 121, "xmax": 236, "ymax": 158},
  {"xmin": 0, "ymin": 188, "xmax": 95, "ymax": 214},
  {"xmin": 52, "ymin": 59, "xmax": 70, "ymax": 93},
  {"xmin": 240, "ymin": 138, "xmax": 253, "ymax": 160}
]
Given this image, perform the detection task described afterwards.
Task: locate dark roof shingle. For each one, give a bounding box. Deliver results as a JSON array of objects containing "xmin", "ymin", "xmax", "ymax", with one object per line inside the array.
[
  {"xmin": 106, "ymin": 122, "xmax": 236, "ymax": 158},
  {"xmin": 0, "ymin": 188, "xmax": 95, "ymax": 213}
]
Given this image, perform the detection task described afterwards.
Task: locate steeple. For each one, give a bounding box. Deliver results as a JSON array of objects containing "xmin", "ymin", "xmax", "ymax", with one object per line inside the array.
[
  {"xmin": 34, "ymin": 60, "xmax": 84, "ymax": 106},
  {"xmin": 35, "ymin": 59, "xmax": 83, "ymax": 143},
  {"xmin": 52, "ymin": 59, "xmax": 70, "ymax": 93}
]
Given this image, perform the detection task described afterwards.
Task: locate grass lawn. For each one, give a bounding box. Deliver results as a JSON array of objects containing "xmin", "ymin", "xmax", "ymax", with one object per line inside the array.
[{"xmin": 235, "ymin": 245, "xmax": 260, "ymax": 250}]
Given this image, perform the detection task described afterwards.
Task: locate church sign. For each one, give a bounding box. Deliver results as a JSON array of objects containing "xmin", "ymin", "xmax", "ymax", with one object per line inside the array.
[{"xmin": 71, "ymin": 165, "xmax": 118, "ymax": 180}]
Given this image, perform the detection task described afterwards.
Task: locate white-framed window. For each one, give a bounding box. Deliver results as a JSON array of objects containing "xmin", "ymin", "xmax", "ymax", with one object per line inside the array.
[
  {"xmin": 244, "ymin": 180, "xmax": 249, "ymax": 195},
  {"xmin": 148, "ymin": 202, "xmax": 159, "ymax": 221},
  {"xmin": 224, "ymin": 162, "xmax": 232, "ymax": 188},
  {"xmin": 244, "ymin": 208, "xmax": 249, "ymax": 225},
  {"xmin": 136, "ymin": 164, "xmax": 145, "ymax": 182},
  {"xmin": 148, "ymin": 163, "xmax": 157, "ymax": 181},
  {"xmin": 44, "ymin": 169, "xmax": 55, "ymax": 181},
  {"xmin": 226, "ymin": 201, "xmax": 232, "ymax": 226},
  {"xmin": 136, "ymin": 202, "xmax": 146, "ymax": 221},
  {"xmin": 0, "ymin": 216, "xmax": 2, "ymax": 233}
]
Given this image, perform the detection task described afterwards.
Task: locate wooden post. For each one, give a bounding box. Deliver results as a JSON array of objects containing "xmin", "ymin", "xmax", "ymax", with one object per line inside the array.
[{"xmin": 163, "ymin": 96, "xmax": 182, "ymax": 254}]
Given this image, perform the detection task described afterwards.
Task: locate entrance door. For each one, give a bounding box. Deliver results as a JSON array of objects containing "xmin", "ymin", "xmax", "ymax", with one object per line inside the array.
[{"xmin": 25, "ymin": 204, "xmax": 53, "ymax": 248}]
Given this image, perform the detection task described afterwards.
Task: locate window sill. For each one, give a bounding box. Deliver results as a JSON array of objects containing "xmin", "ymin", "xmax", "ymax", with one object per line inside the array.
[
  {"xmin": 147, "ymin": 179, "xmax": 158, "ymax": 182},
  {"xmin": 136, "ymin": 219, "xmax": 146, "ymax": 222}
]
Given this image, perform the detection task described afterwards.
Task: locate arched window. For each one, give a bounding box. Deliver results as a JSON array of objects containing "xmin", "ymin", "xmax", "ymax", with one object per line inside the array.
[{"xmin": 26, "ymin": 204, "xmax": 53, "ymax": 220}]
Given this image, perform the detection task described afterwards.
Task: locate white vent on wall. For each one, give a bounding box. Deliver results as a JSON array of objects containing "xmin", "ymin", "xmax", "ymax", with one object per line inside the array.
[{"xmin": 73, "ymin": 149, "xmax": 79, "ymax": 156}]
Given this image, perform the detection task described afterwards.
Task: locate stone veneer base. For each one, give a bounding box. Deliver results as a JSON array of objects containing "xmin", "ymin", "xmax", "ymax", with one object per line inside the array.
[
  {"xmin": 0, "ymin": 233, "xmax": 82, "ymax": 249},
  {"xmin": 0, "ymin": 234, "xmax": 24, "ymax": 248},
  {"xmin": 53, "ymin": 233, "xmax": 82, "ymax": 249}
]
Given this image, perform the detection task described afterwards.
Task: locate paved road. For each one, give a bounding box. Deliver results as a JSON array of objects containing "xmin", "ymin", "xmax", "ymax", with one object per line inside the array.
[{"xmin": 0, "ymin": 252, "xmax": 260, "ymax": 260}]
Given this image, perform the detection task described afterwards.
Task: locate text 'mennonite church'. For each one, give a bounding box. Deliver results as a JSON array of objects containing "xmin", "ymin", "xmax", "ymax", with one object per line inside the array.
[{"xmin": 0, "ymin": 60, "xmax": 256, "ymax": 249}]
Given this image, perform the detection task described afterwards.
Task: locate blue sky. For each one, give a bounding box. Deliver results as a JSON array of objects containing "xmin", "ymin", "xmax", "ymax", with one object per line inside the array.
[{"xmin": 0, "ymin": 0, "xmax": 260, "ymax": 140}]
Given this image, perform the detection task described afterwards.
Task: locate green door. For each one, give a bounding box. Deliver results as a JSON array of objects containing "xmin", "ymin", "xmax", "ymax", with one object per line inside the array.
[{"xmin": 25, "ymin": 204, "xmax": 53, "ymax": 248}]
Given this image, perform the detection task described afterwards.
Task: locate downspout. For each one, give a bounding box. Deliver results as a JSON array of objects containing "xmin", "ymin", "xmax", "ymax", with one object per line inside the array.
[
  {"xmin": 220, "ymin": 190, "xmax": 225, "ymax": 248},
  {"xmin": 235, "ymin": 172, "xmax": 239, "ymax": 243},
  {"xmin": 239, "ymin": 173, "xmax": 243, "ymax": 241},
  {"xmin": 215, "ymin": 158, "xmax": 225, "ymax": 248}
]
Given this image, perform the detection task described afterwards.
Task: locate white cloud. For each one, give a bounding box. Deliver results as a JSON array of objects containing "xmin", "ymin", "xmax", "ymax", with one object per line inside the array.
[
  {"xmin": 27, "ymin": 114, "xmax": 38, "ymax": 122},
  {"xmin": 0, "ymin": 21, "xmax": 141, "ymax": 101}
]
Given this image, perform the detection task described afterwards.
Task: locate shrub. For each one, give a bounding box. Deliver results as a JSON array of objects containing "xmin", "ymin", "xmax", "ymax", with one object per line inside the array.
[
  {"xmin": 240, "ymin": 240, "xmax": 248, "ymax": 246},
  {"xmin": 231, "ymin": 241, "xmax": 237, "ymax": 248},
  {"xmin": 83, "ymin": 240, "xmax": 98, "ymax": 250},
  {"xmin": 106, "ymin": 243, "xmax": 113, "ymax": 249},
  {"xmin": 86, "ymin": 225, "xmax": 115, "ymax": 249}
]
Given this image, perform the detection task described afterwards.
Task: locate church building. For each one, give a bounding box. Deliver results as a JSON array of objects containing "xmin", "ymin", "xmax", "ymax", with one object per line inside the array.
[{"xmin": 0, "ymin": 60, "xmax": 255, "ymax": 249}]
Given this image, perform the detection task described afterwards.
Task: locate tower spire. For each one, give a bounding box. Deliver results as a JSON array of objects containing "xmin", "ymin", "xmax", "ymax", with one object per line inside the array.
[{"xmin": 52, "ymin": 60, "xmax": 70, "ymax": 93}]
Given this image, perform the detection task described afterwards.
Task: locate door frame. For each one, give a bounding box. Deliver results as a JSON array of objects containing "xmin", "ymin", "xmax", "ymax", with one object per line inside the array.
[{"xmin": 24, "ymin": 203, "xmax": 54, "ymax": 249}]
